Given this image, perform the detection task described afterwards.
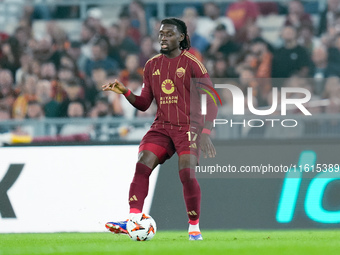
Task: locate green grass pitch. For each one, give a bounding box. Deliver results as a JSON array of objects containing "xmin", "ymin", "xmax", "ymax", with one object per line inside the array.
[{"xmin": 0, "ymin": 230, "xmax": 339, "ymax": 255}]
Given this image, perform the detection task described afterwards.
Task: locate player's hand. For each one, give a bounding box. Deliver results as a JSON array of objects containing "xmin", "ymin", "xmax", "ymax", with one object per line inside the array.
[
  {"xmin": 102, "ymin": 79, "xmax": 128, "ymax": 94},
  {"xmin": 200, "ymin": 133, "xmax": 216, "ymax": 158}
]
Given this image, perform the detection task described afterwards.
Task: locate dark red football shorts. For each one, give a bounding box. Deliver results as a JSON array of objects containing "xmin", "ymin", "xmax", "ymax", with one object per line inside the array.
[{"xmin": 139, "ymin": 125, "xmax": 201, "ymax": 164}]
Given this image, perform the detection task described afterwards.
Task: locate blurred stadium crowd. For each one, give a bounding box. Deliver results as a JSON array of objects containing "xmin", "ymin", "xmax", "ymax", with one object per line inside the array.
[{"xmin": 0, "ymin": 0, "xmax": 340, "ymax": 140}]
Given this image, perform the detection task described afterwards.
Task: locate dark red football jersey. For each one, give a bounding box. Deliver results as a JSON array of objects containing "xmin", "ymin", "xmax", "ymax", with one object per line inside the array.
[{"xmin": 134, "ymin": 50, "xmax": 217, "ymax": 129}]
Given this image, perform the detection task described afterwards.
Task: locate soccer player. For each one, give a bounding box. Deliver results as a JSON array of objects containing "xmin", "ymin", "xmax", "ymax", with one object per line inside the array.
[{"xmin": 102, "ymin": 18, "xmax": 218, "ymax": 241}]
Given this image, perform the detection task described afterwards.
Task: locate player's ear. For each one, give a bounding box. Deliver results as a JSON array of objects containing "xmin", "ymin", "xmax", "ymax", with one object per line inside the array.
[{"xmin": 179, "ymin": 33, "xmax": 185, "ymax": 42}]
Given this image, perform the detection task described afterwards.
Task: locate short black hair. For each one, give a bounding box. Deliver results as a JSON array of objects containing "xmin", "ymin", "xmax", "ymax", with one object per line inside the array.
[{"xmin": 161, "ymin": 18, "xmax": 191, "ymax": 50}]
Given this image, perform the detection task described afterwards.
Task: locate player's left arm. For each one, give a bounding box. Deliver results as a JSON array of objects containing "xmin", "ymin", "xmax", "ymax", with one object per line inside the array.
[
  {"xmin": 200, "ymin": 87, "xmax": 217, "ymax": 158},
  {"xmin": 191, "ymin": 63, "xmax": 218, "ymax": 158},
  {"xmin": 200, "ymin": 120, "xmax": 216, "ymax": 158}
]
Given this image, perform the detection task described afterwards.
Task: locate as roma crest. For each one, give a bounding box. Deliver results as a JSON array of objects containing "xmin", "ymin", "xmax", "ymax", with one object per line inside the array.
[{"xmin": 176, "ymin": 67, "xmax": 185, "ymax": 78}]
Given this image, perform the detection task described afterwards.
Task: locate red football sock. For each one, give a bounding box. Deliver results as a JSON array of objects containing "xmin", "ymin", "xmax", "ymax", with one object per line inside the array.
[
  {"xmin": 179, "ymin": 168, "xmax": 201, "ymax": 222},
  {"xmin": 129, "ymin": 163, "xmax": 153, "ymax": 212}
]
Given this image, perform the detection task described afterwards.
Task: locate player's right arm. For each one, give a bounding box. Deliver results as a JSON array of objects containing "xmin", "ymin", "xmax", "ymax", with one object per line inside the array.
[
  {"xmin": 102, "ymin": 78, "xmax": 153, "ymax": 112},
  {"xmin": 103, "ymin": 58, "xmax": 155, "ymax": 111}
]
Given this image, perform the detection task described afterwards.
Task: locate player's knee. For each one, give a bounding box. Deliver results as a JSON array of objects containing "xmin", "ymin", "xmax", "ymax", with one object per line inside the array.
[
  {"xmin": 138, "ymin": 151, "xmax": 159, "ymax": 169},
  {"xmin": 178, "ymin": 154, "xmax": 197, "ymax": 170},
  {"xmin": 137, "ymin": 158, "xmax": 155, "ymax": 169}
]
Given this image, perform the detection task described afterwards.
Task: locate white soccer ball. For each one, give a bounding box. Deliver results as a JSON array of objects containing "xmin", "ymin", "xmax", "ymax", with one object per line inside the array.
[{"xmin": 126, "ymin": 213, "xmax": 157, "ymax": 241}]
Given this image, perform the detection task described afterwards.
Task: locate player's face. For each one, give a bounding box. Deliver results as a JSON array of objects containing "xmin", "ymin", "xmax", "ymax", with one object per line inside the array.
[{"xmin": 158, "ymin": 24, "xmax": 184, "ymax": 56}]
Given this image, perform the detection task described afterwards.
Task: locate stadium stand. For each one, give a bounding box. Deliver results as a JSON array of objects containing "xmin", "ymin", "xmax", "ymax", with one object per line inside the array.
[{"xmin": 0, "ymin": 0, "xmax": 339, "ymax": 143}]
